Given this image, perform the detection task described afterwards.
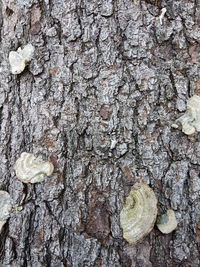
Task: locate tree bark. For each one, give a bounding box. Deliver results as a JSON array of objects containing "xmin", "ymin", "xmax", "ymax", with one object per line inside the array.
[{"xmin": 0, "ymin": 0, "xmax": 200, "ymax": 266}]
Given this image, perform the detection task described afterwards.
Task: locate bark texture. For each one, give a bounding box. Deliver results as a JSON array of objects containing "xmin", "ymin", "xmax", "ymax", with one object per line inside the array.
[{"xmin": 0, "ymin": 0, "xmax": 200, "ymax": 266}]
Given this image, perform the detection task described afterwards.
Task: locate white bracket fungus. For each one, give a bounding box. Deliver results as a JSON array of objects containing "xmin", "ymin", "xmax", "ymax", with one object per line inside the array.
[
  {"xmin": 172, "ymin": 95, "xmax": 200, "ymax": 135},
  {"xmin": 9, "ymin": 44, "xmax": 35, "ymax": 74},
  {"xmin": 120, "ymin": 183, "xmax": 158, "ymax": 245},
  {"xmin": 14, "ymin": 152, "xmax": 54, "ymax": 184},
  {"xmin": 157, "ymin": 209, "xmax": 177, "ymax": 234},
  {"xmin": 0, "ymin": 191, "xmax": 12, "ymax": 232}
]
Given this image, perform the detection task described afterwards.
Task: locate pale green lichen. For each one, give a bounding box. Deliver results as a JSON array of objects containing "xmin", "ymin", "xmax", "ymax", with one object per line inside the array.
[
  {"xmin": 14, "ymin": 152, "xmax": 54, "ymax": 184},
  {"xmin": 157, "ymin": 209, "xmax": 177, "ymax": 234},
  {"xmin": 172, "ymin": 95, "xmax": 200, "ymax": 135},
  {"xmin": 120, "ymin": 183, "xmax": 158, "ymax": 245}
]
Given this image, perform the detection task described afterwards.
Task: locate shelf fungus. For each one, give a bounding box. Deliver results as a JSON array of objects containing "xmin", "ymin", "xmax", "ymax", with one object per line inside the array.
[
  {"xmin": 14, "ymin": 152, "xmax": 54, "ymax": 184},
  {"xmin": 157, "ymin": 209, "xmax": 177, "ymax": 234},
  {"xmin": 9, "ymin": 44, "xmax": 35, "ymax": 74},
  {"xmin": 120, "ymin": 183, "xmax": 158, "ymax": 245},
  {"xmin": 172, "ymin": 95, "xmax": 200, "ymax": 135},
  {"xmin": 0, "ymin": 191, "xmax": 12, "ymax": 232}
]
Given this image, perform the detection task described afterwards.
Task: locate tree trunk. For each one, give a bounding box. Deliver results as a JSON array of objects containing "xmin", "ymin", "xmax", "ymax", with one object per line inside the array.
[{"xmin": 0, "ymin": 0, "xmax": 200, "ymax": 266}]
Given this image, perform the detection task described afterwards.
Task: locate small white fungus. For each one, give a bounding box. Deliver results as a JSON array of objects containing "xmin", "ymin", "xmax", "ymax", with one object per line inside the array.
[{"xmin": 9, "ymin": 44, "xmax": 35, "ymax": 74}]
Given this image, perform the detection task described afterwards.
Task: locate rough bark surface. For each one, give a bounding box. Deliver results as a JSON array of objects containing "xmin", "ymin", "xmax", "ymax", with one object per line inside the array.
[{"xmin": 0, "ymin": 0, "xmax": 200, "ymax": 266}]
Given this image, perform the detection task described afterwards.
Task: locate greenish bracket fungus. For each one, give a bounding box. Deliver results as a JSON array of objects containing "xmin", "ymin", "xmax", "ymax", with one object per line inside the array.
[
  {"xmin": 120, "ymin": 182, "xmax": 158, "ymax": 245},
  {"xmin": 0, "ymin": 191, "xmax": 12, "ymax": 232},
  {"xmin": 9, "ymin": 44, "xmax": 35, "ymax": 74},
  {"xmin": 172, "ymin": 95, "xmax": 200, "ymax": 135},
  {"xmin": 14, "ymin": 152, "xmax": 54, "ymax": 184},
  {"xmin": 157, "ymin": 209, "xmax": 177, "ymax": 234}
]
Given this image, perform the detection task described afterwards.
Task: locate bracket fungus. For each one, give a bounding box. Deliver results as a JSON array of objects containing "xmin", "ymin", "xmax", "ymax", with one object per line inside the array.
[
  {"xmin": 157, "ymin": 209, "xmax": 177, "ymax": 234},
  {"xmin": 172, "ymin": 95, "xmax": 200, "ymax": 135},
  {"xmin": 120, "ymin": 183, "xmax": 158, "ymax": 245},
  {"xmin": 14, "ymin": 152, "xmax": 54, "ymax": 184},
  {"xmin": 0, "ymin": 191, "xmax": 12, "ymax": 232},
  {"xmin": 9, "ymin": 44, "xmax": 35, "ymax": 74}
]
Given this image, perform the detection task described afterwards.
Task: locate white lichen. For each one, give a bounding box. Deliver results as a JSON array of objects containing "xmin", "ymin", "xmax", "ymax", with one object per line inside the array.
[
  {"xmin": 159, "ymin": 8, "xmax": 167, "ymax": 25},
  {"xmin": 157, "ymin": 209, "xmax": 177, "ymax": 234},
  {"xmin": 9, "ymin": 44, "xmax": 35, "ymax": 74},
  {"xmin": 0, "ymin": 191, "xmax": 12, "ymax": 232},
  {"xmin": 14, "ymin": 152, "xmax": 54, "ymax": 184},
  {"xmin": 120, "ymin": 182, "xmax": 158, "ymax": 245},
  {"xmin": 172, "ymin": 95, "xmax": 200, "ymax": 135}
]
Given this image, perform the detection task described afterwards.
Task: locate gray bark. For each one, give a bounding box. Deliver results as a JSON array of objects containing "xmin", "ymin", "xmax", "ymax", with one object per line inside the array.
[{"xmin": 0, "ymin": 0, "xmax": 200, "ymax": 266}]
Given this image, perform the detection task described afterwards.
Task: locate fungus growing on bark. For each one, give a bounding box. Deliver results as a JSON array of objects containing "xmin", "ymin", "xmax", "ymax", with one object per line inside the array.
[
  {"xmin": 157, "ymin": 209, "xmax": 177, "ymax": 234},
  {"xmin": 14, "ymin": 152, "xmax": 54, "ymax": 184},
  {"xmin": 172, "ymin": 95, "xmax": 200, "ymax": 135},
  {"xmin": 120, "ymin": 182, "xmax": 158, "ymax": 245},
  {"xmin": 9, "ymin": 44, "xmax": 35, "ymax": 74},
  {"xmin": 0, "ymin": 191, "xmax": 12, "ymax": 232}
]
